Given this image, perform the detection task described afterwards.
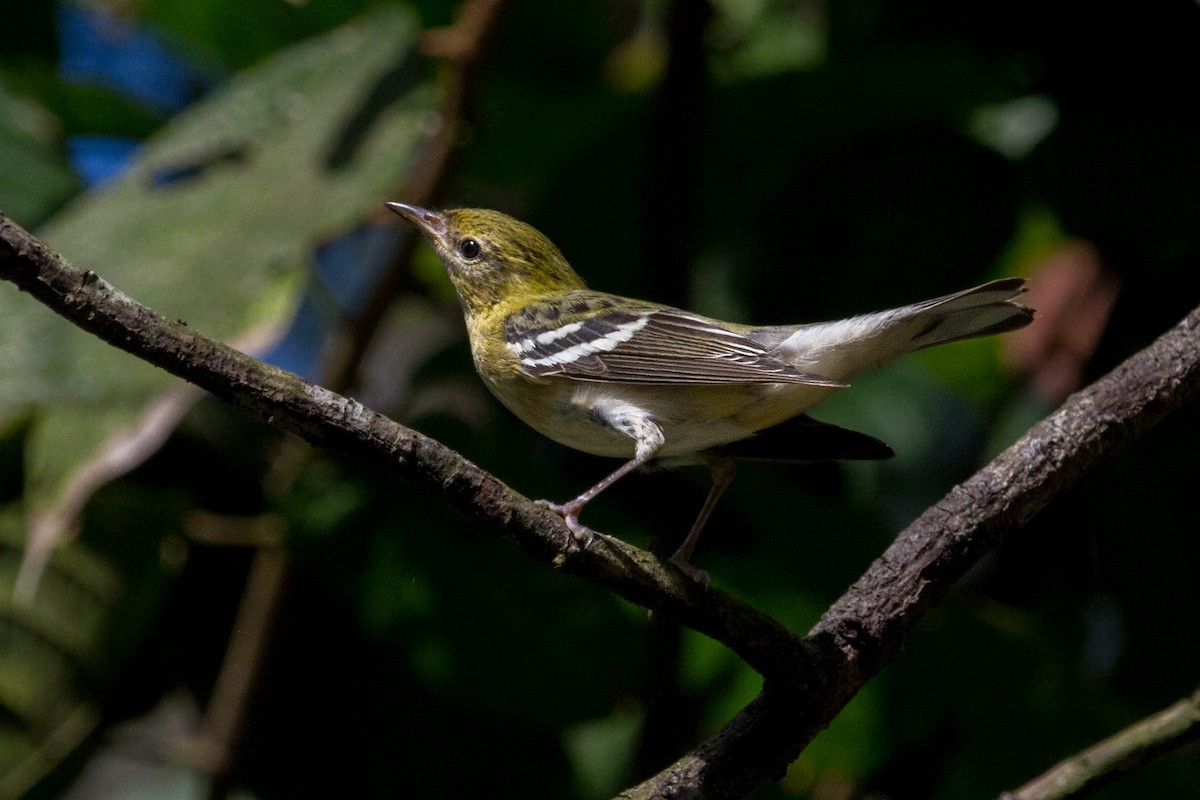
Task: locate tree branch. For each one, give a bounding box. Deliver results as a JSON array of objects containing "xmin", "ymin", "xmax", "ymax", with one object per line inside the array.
[
  {"xmin": 0, "ymin": 213, "xmax": 800, "ymax": 678},
  {"xmin": 195, "ymin": 3, "xmax": 513, "ymax": 791},
  {"xmin": 5, "ymin": 213, "xmax": 1200, "ymax": 798},
  {"xmin": 1001, "ymin": 687, "xmax": 1200, "ymax": 800},
  {"xmin": 623, "ymin": 308, "xmax": 1200, "ymax": 795}
]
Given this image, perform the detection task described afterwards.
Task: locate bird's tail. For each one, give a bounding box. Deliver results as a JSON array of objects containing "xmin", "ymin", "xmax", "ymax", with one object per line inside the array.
[
  {"xmin": 902, "ymin": 277, "xmax": 1033, "ymax": 350},
  {"xmin": 766, "ymin": 278, "xmax": 1033, "ymax": 381}
]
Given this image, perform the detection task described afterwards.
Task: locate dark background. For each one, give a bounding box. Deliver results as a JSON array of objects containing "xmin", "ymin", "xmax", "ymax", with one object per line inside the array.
[{"xmin": 1, "ymin": 1, "xmax": 1198, "ymax": 798}]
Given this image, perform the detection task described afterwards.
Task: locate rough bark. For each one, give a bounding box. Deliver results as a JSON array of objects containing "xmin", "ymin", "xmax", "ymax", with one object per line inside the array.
[{"xmin": 4, "ymin": 213, "xmax": 1199, "ymax": 798}]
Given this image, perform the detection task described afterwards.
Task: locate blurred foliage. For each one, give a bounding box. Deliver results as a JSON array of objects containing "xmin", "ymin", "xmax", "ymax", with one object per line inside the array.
[
  {"xmin": 1, "ymin": 1, "xmax": 1199, "ymax": 799},
  {"xmin": 0, "ymin": 86, "xmax": 78, "ymax": 224},
  {"xmin": 0, "ymin": 2, "xmax": 436, "ymax": 619}
]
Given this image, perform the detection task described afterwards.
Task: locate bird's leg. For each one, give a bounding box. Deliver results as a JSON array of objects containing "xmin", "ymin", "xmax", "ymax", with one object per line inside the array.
[
  {"xmin": 540, "ymin": 401, "xmax": 664, "ymax": 549},
  {"xmin": 540, "ymin": 455, "xmax": 646, "ymax": 546},
  {"xmin": 668, "ymin": 456, "xmax": 736, "ymax": 585}
]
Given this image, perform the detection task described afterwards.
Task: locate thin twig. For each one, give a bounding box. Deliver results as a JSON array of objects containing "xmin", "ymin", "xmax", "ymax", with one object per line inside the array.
[
  {"xmin": 327, "ymin": 0, "xmax": 509, "ymax": 394},
  {"xmin": 177, "ymin": 547, "xmax": 289, "ymax": 781},
  {"xmin": 1000, "ymin": 688, "xmax": 1200, "ymax": 800}
]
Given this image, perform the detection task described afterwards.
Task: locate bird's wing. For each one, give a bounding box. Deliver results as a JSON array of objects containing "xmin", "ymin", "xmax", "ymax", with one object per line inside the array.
[{"xmin": 504, "ymin": 295, "xmax": 843, "ymax": 386}]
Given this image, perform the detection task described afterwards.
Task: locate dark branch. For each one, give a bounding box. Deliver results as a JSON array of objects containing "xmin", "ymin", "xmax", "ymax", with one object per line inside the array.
[
  {"xmin": 0, "ymin": 213, "xmax": 800, "ymax": 677},
  {"xmin": 5, "ymin": 214, "xmax": 1200, "ymax": 799},
  {"xmin": 623, "ymin": 307, "xmax": 1200, "ymax": 796},
  {"xmin": 197, "ymin": 3, "xmax": 514, "ymax": 789}
]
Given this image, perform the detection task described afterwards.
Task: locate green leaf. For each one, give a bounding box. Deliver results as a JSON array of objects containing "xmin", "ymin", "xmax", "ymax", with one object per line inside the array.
[{"xmin": 0, "ymin": 2, "xmax": 436, "ymax": 592}]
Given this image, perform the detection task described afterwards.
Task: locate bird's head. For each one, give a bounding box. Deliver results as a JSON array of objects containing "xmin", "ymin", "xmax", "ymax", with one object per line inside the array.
[{"xmin": 387, "ymin": 203, "xmax": 586, "ymax": 316}]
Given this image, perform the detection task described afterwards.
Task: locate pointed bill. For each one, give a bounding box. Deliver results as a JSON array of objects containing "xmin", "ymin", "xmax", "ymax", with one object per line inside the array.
[{"xmin": 386, "ymin": 202, "xmax": 449, "ymax": 247}]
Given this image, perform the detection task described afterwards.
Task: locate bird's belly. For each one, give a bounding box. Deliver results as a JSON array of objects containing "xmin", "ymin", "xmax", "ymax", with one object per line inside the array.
[{"xmin": 489, "ymin": 375, "xmax": 839, "ymax": 459}]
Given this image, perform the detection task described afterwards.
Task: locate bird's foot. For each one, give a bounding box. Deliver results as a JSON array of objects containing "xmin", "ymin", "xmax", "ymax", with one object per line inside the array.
[
  {"xmin": 536, "ymin": 499, "xmax": 596, "ymax": 549},
  {"xmin": 667, "ymin": 551, "xmax": 710, "ymax": 587}
]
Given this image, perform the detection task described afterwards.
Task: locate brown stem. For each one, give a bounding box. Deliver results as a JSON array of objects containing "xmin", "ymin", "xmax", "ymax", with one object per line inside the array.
[
  {"xmin": 325, "ymin": 0, "xmax": 509, "ymax": 395},
  {"xmin": 1000, "ymin": 688, "xmax": 1200, "ymax": 800}
]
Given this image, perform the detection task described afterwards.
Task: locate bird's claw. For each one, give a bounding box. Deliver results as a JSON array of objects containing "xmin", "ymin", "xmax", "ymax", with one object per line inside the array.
[
  {"xmin": 668, "ymin": 552, "xmax": 710, "ymax": 587},
  {"xmin": 536, "ymin": 499, "xmax": 596, "ymax": 549}
]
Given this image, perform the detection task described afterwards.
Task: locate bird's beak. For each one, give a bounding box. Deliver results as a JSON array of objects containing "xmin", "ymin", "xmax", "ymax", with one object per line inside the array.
[{"xmin": 386, "ymin": 202, "xmax": 448, "ymax": 246}]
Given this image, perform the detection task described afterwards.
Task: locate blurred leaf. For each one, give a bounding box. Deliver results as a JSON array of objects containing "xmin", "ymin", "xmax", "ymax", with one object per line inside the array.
[
  {"xmin": 564, "ymin": 705, "xmax": 644, "ymax": 800},
  {"xmin": 0, "ymin": 2, "xmax": 436, "ymax": 592},
  {"xmin": 0, "ymin": 82, "xmax": 78, "ymax": 226},
  {"xmin": 1, "ymin": 63, "xmax": 166, "ymax": 140},
  {"xmin": 681, "ymin": 629, "xmax": 762, "ymax": 731},
  {"xmin": 46, "ymin": 691, "xmax": 211, "ymax": 800},
  {"xmin": 0, "ymin": 505, "xmax": 121, "ymax": 797},
  {"xmin": 968, "ymin": 94, "xmax": 1059, "ymax": 160},
  {"xmin": 709, "ymin": 0, "xmax": 827, "ymax": 82},
  {"xmin": 994, "ymin": 205, "xmax": 1070, "ymax": 279},
  {"xmin": 141, "ymin": 0, "xmax": 374, "ymax": 71}
]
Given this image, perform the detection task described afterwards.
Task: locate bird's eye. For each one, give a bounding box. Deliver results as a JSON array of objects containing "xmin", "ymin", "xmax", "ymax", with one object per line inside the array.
[{"xmin": 458, "ymin": 238, "xmax": 482, "ymax": 259}]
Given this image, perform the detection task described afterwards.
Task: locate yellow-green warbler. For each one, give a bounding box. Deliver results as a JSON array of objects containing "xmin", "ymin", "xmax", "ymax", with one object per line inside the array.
[{"xmin": 388, "ymin": 203, "xmax": 1033, "ymax": 581}]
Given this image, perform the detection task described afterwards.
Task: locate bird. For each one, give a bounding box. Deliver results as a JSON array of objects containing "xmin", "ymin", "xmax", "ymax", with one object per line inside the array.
[{"xmin": 387, "ymin": 202, "xmax": 1033, "ymax": 582}]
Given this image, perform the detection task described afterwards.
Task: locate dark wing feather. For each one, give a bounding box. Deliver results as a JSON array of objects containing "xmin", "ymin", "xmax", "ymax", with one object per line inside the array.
[
  {"xmin": 505, "ymin": 297, "xmax": 843, "ymax": 386},
  {"xmin": 717, "ymin": 415, "xmax": 894, "ymax": 462}
]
